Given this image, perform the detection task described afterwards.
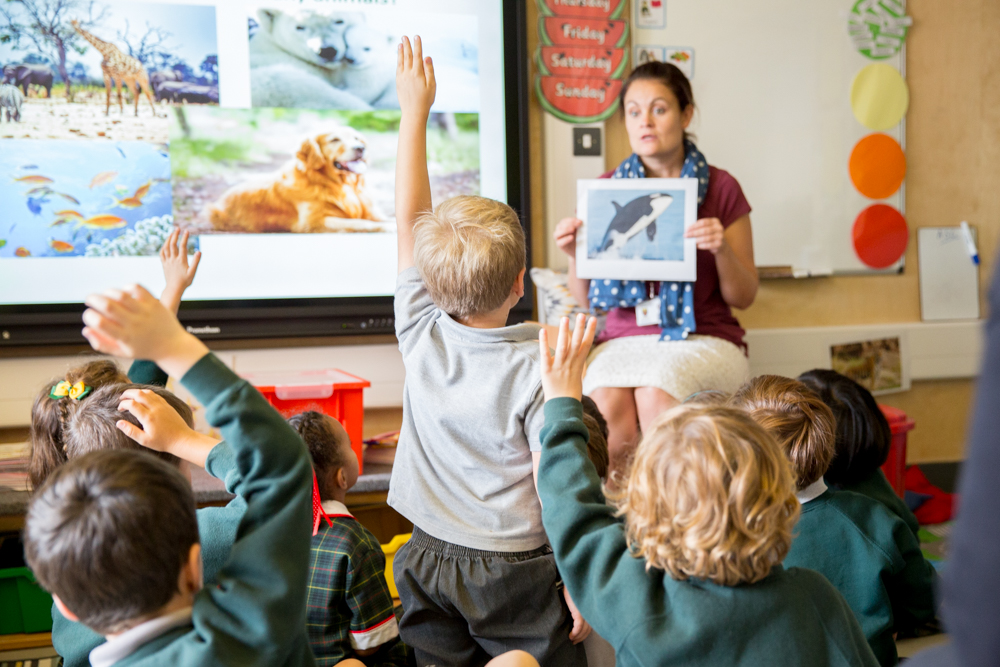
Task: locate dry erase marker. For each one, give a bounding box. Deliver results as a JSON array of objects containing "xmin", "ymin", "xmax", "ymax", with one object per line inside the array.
[{"xmin": 960, "ymin": 221, "xmax": 980, "ymax": 265}]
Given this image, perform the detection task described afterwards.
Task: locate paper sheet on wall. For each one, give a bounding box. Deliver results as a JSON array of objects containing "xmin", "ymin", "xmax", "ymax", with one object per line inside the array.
[{"xmin": 918, "ymin": 227, "xmax": 980, "ymax": 321}]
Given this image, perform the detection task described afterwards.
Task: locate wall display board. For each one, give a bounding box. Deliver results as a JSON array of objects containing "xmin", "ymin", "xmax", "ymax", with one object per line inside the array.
[
  {"xmin": 631, "ymin": 0, "xmax": 910, "ymax": 275},
  {"xmin": 534, "ymin": 0, "xmax": 629, "ymax": 123},
  {"xmin": 0, "ymin": 0, "xmax": 532, "ymax": 345}
]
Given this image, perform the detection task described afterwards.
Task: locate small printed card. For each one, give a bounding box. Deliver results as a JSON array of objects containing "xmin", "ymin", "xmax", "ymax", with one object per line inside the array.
[{"xmin": 576, "ymin": 178, "xmax": 698, "ymax": 282}]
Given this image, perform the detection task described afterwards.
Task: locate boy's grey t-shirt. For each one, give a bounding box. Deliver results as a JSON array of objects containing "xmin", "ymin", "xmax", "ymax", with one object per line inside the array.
[{"xmin": 389, "ymin": 267, "xmax": 547, "ymax": 552}]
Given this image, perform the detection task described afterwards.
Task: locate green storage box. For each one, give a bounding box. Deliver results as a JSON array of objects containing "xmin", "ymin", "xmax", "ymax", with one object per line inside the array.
[{"xmin": 0, "ymin": 566, "xmax": 53, "ymax": 634}]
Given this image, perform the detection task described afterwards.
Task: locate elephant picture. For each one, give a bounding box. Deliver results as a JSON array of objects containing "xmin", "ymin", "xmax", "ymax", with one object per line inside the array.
[{"xmin": 2, "ymin": 63, "xmax": 54, "ymax": 98}]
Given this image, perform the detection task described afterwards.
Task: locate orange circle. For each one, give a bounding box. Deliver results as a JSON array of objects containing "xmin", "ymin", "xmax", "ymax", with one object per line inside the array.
[
  {"xmin": 849, "ymin": 133, "xmax": 906, "ymax": 199},
  {"xmin": 852, "ymin": 204, "xmax": 908, "ymax": 269}
]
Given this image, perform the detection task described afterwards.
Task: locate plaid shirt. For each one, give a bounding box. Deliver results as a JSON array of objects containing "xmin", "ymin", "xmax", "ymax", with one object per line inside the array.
[{"xmin": 307, "ymin": 501, "xmax": 407, "ymax": 666}]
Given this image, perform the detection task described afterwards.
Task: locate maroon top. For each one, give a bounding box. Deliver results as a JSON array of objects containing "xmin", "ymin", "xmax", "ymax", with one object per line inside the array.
[{"xmin": 595, "ymin": 165, "xmax": 752, "ymax": 351}]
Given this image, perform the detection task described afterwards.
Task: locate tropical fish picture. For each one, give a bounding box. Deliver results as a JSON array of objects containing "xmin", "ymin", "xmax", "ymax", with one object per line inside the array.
[{"xmin": 0, "ymin": 139, "xmax": 186, "ymax": 258}]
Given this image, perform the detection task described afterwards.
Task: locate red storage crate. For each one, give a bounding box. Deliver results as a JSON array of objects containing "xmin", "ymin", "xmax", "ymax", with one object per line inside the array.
[
  {"xmin": 242, "ymin": 369, "xmax": 370, "ymax": 474},
  {"xmin": 878, "ymin": 404, "xmax": 914, "ymax": 498}
]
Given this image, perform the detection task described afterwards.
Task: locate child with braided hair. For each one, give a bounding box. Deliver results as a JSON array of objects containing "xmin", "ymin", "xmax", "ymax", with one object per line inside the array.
[{"xmin": 28, "ymin": 228, "xmax": 201, "ymax": 490}]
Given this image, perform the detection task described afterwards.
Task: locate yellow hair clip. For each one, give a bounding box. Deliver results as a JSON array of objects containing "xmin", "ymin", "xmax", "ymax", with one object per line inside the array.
[{"xmin": 50, "ymin": 381, "xmax": 93, "ymax": 401}]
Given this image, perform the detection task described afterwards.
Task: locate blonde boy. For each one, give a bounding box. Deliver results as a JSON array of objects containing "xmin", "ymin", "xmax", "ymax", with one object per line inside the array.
[
  {"xmin": 534, "ymin": 316, "xmax": 879, "ymax": 666},
  {"xmin": 389, "ymin": 37, "xmax": 587, "ymax": 666}
]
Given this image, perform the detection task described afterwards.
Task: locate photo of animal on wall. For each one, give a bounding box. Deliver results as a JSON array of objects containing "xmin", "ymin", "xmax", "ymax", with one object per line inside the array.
[
  {"xmin": 0, "ymin": 138, "xmax": 182, "ymax": 259},
  {"xmin": 0, "ymin": 0, "xmax": 217, "ymax": 142},
  {"xmin": 170, "ymin": 106, "xmax": 480, "ymax": 234},
  {"xmin": 248, "ymin": 5, "xmax": 479, "ymax": 112},
  {"xmin": 586, "ymin": 189, "xmax": 687, "ymax": 261}
]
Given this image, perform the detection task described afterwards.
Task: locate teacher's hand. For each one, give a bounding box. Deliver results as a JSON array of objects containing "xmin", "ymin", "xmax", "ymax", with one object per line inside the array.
[
  {"xmin": 554, "ymin": 217, "xmax": 583, "ymax": 258},
  {"xmin": 685, "ymin": 217, "xmax": 726, "ymax": 254}
]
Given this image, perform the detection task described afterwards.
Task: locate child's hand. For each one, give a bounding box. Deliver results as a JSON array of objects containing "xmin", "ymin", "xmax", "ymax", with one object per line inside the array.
[
  {"xmin": 117, "ymin": 388, "xmax": 219, "ymax": 467},
  {"xmin": 564, "ymin": 588, "xmax": 593, "ymax": 644},
  {"xmin": 160, "ymin": 228, "xmax": 201, "ymax": 314},
  {"xmin": 396, "ymin": 35, "xmax": 436, "ymax": 119},
  {"xmin": 539, "ymin": 314, "xmax": 597, "ymax": 402},
  {"xmin": 82, "ymin": 284, "xmax": 208, "ymax": 379}
]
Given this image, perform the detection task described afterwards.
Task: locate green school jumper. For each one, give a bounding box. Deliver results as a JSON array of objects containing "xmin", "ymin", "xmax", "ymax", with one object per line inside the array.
[
  {"xmin": 537, "ymin": 399, "xmax": 879, "ymax": 667},
  {"xmin": 52, "ymin": 361, "xmax": 249, "ymax": 667},
  {"xmin": 90, "ymin": 353, "xmax": 314, "ymax": 667},
  {"xmin": 784, "ymin": 489, "xmax": 937, "ymax": 666},
  {"xmin": 835, "ymin": 469, "xmax": 921, "ymax": 542}
]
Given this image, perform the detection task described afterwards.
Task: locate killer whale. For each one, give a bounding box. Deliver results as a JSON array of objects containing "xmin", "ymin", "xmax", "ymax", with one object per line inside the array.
[{"xmin": 598, "ymin": 193, "xmax": 674, "ymax": 254}]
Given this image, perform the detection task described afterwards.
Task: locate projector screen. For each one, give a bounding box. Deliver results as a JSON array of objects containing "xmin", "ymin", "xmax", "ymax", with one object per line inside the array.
[{"xmin": 0, "ymin": 0, "xmax": 510, "ymax": 307}]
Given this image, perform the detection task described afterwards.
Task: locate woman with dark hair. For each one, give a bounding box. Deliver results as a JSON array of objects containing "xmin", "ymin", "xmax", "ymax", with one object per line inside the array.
[{"xmin": 554, "ymin": 62, "xmax": 758, "ymax": 476}]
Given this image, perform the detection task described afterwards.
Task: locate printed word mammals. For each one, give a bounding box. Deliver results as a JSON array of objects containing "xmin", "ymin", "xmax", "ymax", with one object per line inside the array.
[
  {"xmin": 553, "ymin": 0, "xmax": 612, "ymax": 11},
  {"xmin": 561, "ymin": 23, "xmax": 609, "ymax": 44},
  {"xmin": 554, "ymin": 82, "xmax": 606, "ymax": 103},
  {"xmin": 550, "ymin": 52, "xmax": 613, "ymax": 73}
]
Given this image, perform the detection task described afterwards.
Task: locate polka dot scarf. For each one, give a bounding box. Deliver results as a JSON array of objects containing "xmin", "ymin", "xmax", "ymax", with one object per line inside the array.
[{"xmin": 588, "ymin": 139, "xmax": 710, "ymax": 341}]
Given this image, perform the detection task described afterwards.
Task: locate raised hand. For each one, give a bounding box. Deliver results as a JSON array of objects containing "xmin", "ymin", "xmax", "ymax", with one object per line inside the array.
[
  {"xmin": 554, "ymin": 217, "xmax": 583, "ymax": 258},
  {"xmin": 160, "ymin": 228, "xmax": 202, "ymax": 314},
  {"xmin": 82, "ymin": 284, "xmax": 208, "ymax": 379},
  {"xmin": 684, "ymin": 217, "xmax": 726, "ymax": 254},
  {"xmin": 538, "ymin": 314, "xmax": 598, "ymax": 402},
  {"xmin": 396, "ymin": 35, "xmax": 436, "ymax": 119}
]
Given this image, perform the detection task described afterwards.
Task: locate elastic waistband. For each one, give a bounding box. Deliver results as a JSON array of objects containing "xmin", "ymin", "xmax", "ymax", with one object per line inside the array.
[{"xmin": 410, "ymin": 526, "xmax": 552, "ymax": 561}]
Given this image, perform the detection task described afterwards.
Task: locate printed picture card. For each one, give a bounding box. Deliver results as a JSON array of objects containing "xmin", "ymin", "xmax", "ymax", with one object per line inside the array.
[{"xmin": 576, "ymin": 177, "xmax": 698, "ymax": 282}]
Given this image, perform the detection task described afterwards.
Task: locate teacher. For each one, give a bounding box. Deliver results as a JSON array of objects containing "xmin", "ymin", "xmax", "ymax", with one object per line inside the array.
[{"xmin": 554, "ymin": 61, "xmax": 758, "ymax": 476}]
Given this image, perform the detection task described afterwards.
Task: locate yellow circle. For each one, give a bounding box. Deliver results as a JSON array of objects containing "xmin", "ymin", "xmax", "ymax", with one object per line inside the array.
[{"xmin": 850, "ymin": 64, "xmax": 909, "ymax": 131}]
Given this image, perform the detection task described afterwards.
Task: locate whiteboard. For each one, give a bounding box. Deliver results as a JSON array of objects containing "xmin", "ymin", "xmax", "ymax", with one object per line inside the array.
[{"xmin": 632, "ymin": 0, "xmax": 906, "ymax": 275}]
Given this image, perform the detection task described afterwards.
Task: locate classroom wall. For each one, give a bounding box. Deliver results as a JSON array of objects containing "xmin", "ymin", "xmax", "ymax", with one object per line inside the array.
[{"xmin": 528, "ymin": 0, "xmax": 1000, "ymax": 463}]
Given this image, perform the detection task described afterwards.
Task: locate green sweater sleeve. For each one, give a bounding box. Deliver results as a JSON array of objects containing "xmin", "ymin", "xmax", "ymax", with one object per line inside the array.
[
  {"xmin": 537, "ymin": 398, "xmax": 660, "ymax": 645},
  {"xmin": 127, "ymin": 360, "xmax": 170, "ymax": 387},
  {"xmin": 205, "ymin": 440, "xmax": 247, "ymax": 496},
  {"xmin": 179, "ymin": 353, "xmax": 314, "ymax": 664},
  {"xmin": 887, "ymin": 515, "xmax": 938, "ymax": 630}
]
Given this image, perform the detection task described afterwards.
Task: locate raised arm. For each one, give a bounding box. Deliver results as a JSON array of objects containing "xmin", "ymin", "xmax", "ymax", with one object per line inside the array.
[
  {"xmin": 395, "ymin": 36, "xmax": 436, "ymax": 273},
  {"xmin": 126, "ymin": 228, "xmax": 202, "ymax": 385},
  {"xmin": 160, "ymin": 228, "xmax": 202, "ymax": 315},
  {"xmin": 82, "ymin": 285, "xmax": 314, "ymax": 663},
  {"xmin": 537, "ymin": 316, "xmax": 662, "ymax": 642}
]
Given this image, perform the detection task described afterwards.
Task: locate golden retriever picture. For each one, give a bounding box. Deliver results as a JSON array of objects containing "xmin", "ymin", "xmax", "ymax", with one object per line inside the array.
[{"xmin": 207, "ymin": 126, "xmax": 386, "ymax": 233}]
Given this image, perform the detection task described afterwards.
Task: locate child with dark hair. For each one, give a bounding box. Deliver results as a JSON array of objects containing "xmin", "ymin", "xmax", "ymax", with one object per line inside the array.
[
  {"xmin": 733, "ymin": 375, "xmax": 937, "ymax": 666},
  {"xmin": 287, "ymin": 411, "xmax": 407, "ymax": 667},
  {"xmin": 50, "ymin": 380, "xmax": 248, "ymax": 666},
  {"xmin": 37, "ymin": 232, "xmax": 248, "ymax": 667},
  {"xmin": 798, "ymin": 368, "xmax": 920, "ymax": 540},
  {"xmin": 25, "ymin": 283, "xmax": 315, "ymax": 666}
]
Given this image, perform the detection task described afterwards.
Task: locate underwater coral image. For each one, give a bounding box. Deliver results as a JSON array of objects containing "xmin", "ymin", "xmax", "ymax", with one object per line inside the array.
[{"xmin": 0, "ymin": 139, "xmax": 188, "ymax": 258}]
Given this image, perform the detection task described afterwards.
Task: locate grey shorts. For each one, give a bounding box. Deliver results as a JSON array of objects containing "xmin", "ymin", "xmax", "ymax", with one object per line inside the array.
[{"xmin": 394, "ymin": 527, "xmax": 587, "ymax": 667}]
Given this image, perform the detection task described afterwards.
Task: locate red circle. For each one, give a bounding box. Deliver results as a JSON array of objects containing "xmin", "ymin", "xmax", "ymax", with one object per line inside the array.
[{"xmin": 852, "ymin": 204, "xmax": 908, "ymax": 269}]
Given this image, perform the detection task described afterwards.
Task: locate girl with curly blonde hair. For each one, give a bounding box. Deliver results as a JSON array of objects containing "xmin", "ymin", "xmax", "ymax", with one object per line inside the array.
[{"xmin": 534, "ymin": 315, "xmax": 878, "ymax": 666}]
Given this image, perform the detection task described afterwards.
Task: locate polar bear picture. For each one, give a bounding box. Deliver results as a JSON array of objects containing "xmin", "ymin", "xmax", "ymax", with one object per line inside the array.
[{"xmin": 248, "ymin": 7, "xmax": 479, "ymax": 112}]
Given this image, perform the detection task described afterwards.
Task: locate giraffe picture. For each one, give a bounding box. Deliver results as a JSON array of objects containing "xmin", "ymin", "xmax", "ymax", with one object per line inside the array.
[{"xmin": 0, "ymin": 0, "xmax": 218, "ymax": 142}]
